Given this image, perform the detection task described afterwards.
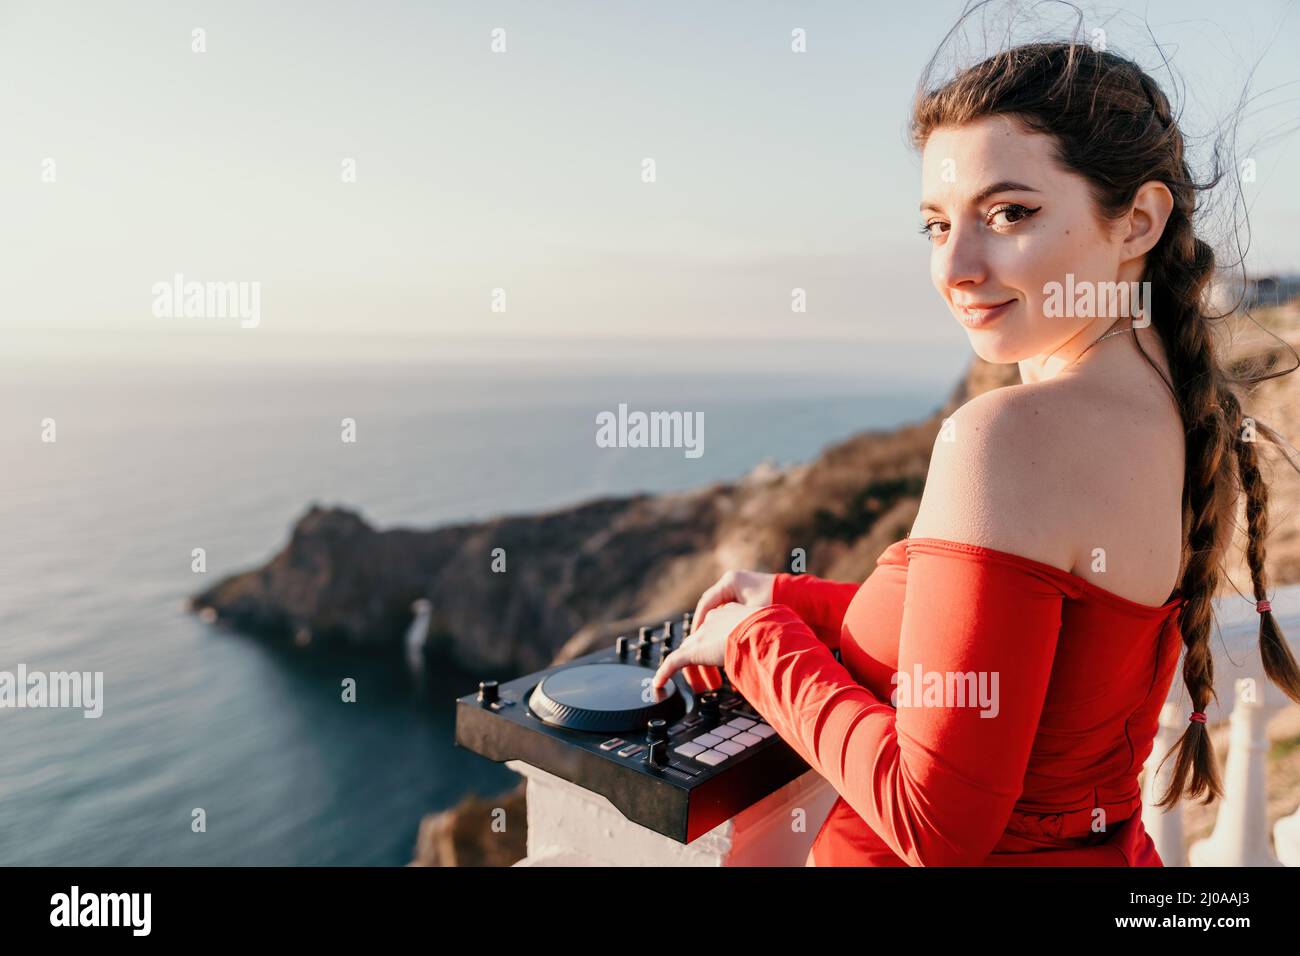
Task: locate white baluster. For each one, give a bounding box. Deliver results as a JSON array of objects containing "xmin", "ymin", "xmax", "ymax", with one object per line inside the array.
[
  {"xmin": 1189, "ymin": 675, "xmax": 1284, "ymax": 866},
  {"xmin": 1142, "ymin": 701, "xmax": 1187, "ymax": 866},
  {"xmin": 1274, "ymin": 804, "xmax": 1300, "ymax": 865}
]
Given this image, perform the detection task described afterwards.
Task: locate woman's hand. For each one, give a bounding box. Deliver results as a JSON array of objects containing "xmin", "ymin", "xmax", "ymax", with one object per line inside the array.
[
  {"xmin": 650, "ymin": 601, "xmax": 766, "ymax": 693},
  {"xmin": 689, "ymin": 569, "xmax": 775, "ymax": 634}
]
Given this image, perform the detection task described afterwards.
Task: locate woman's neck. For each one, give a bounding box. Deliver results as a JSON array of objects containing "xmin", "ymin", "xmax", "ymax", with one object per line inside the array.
[
  {"xmin": 1018, "ymin": 316, "xmax": 1172, "ymax": 387},
  {"xmin": 1019, "ymin": 315, "xmax": 1123, "ymax": 383}
]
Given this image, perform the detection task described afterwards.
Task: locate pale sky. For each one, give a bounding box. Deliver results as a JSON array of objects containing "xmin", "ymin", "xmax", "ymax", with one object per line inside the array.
[{"xmin": 2, "ymin": 0, "xmax": 1297, "ymax": 367}]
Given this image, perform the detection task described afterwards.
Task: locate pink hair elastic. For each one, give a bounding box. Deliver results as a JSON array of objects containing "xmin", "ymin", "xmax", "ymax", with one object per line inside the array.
[
  {"xmin": 1257, "ymin": 600, "xmax": 1272, "ymax": 614},
  {"xmin": 1189, "ymin": 711, "xmax": 1207, "ymax": 724}
]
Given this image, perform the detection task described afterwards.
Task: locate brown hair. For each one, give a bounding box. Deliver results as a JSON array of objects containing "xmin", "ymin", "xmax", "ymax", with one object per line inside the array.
[{"xmin": 909, "ymin": 38, "xmax": 1300, "ymax": 807}]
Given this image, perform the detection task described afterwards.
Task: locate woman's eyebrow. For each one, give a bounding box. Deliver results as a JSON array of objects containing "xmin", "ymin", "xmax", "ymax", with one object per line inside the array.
[{"xmin": 919, "ymin": 180, "xmax": 1040, "ymax": 213}]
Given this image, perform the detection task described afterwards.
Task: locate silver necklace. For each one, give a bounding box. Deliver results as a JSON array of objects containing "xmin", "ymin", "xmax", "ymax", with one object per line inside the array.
[{"xmin": 1065, "ymin": 322, "xmax": 1137, "ymax": 371}]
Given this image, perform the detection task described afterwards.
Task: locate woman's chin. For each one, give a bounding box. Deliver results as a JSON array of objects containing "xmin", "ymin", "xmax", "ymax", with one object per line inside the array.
[{"xmin": 964, "ymin": 330, "xmax": 1024, "ymax": 365}]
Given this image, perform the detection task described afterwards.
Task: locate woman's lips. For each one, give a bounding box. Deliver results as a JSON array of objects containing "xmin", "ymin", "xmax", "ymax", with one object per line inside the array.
[{"xmin": 954, "ymin": 298, "xmax": 1015, "ymax": 329}]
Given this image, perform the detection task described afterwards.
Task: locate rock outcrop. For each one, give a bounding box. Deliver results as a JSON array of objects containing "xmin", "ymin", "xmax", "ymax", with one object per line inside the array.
[
  {"xmin": 408, "ymin": 786, "xmax": 527, "ymax": 867},
  {"xmin": 189, "ymin": 356, "xmax": 1021, "ymax": 674}
]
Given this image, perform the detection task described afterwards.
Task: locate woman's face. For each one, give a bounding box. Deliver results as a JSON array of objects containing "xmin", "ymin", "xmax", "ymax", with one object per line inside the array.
[{"xmin": 919, "ymin": 114, "xmax": 1125, "ymax": 365}]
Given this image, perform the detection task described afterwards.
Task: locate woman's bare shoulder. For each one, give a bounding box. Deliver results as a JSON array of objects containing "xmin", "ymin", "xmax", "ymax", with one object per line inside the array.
[
  {"xmin": 908, "ymin": 382, "xmax": 1080, "ymax": 571},
  {"xmin": 908, "ymin": 375, "xmax": 1183, "ymax": 592}
]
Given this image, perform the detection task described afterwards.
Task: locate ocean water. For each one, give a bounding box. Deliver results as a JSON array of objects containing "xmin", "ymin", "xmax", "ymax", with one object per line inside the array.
[{"xmin": 0, "ymin": 348, "xmax": 958, "ymax": 865}]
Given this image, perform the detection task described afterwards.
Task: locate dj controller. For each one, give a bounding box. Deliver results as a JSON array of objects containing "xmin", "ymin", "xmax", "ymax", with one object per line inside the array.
[{"xmin": 454, "ymin": 612, "xmax": 809, "ymax": 843}]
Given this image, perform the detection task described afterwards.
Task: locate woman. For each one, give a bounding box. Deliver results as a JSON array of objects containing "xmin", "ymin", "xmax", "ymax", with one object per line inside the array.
[{"xmin": 650, "ymin": 41, "xmax": 1300, "ymax": 866}]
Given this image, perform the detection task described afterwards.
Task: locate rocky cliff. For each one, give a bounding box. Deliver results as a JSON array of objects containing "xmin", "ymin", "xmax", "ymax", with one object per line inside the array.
[{"xmin": 188, "ymin": 354, "xmax": 1026, "ymax": 675}]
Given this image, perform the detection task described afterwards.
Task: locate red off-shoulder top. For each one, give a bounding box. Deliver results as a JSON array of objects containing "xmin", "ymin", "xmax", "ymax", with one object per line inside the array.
[{"xmin": 722, "ymin": 536, "xmax": 1187, "ymax": 867}]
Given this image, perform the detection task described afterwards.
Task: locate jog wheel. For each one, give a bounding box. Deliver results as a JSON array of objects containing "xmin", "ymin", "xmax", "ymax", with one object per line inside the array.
[{"xmin": 528, "ymin": 663, "xmax": 686, "ymax": 733}]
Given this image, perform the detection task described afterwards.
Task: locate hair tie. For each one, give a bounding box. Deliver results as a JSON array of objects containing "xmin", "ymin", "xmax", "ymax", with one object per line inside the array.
[
  {"xmin": 1189, "ymin": 711, "xmax": 1207, "ymax": 724},
  {"xmin": 1257, "ymin": 600, "xmax": 1272, "ymax": 614}
]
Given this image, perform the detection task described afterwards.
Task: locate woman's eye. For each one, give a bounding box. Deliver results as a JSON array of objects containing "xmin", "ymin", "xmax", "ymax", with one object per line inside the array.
[
  {"xmin": 987, "ymin": 203, "xmax": 1042, "ymax": 229},
  {"xmin": 918, "ymin": 205, "xmax": 1039, "ymax": 240}
]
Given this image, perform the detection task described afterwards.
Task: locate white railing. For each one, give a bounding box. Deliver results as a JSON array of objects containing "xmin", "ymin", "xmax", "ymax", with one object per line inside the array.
[{"xmin": 1144, "ymin": 585, "xmax": 1300, "ymax": 866}]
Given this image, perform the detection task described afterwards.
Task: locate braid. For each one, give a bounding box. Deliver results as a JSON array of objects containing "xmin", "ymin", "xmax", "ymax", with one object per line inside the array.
[
  {"xmin": 1147, "ymin": 210, "xmax": 1234, "ymax": 808},
  {"xmin": 1234, "ymin": 404, "xmax": 1300, "ymax": 701}
]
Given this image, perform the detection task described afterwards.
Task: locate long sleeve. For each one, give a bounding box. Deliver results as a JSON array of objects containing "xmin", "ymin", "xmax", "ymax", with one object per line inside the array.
[
  {"xmin": 725, "ymin": 547, "xmax": 1066, "ymax": 867},
  {"xmin": 770, "ymin": 572, "xmax": 861, "ymax": 651}
]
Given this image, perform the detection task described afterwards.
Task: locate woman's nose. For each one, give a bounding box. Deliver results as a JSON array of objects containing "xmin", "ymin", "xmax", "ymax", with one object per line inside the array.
[{"xmin": 935, "ymin": 225, "xmax": 988, "ymax": 289}]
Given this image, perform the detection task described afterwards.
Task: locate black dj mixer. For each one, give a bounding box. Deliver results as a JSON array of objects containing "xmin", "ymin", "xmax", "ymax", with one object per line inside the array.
[{"xmin": 454, "ymin": 613, "xmax": 809, "ymax": 843}]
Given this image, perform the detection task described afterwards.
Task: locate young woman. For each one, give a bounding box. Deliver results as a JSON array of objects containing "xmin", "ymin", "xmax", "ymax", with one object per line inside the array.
[{"xmin": 650, "ymin": 41, "xmax": 1300, "ymax": 866}]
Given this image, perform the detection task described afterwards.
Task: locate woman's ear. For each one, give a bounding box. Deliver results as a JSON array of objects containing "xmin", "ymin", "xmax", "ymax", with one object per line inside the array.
[{"xmin": 1121, "ymin": 180, "xmax": 1175, "ymax": 261}]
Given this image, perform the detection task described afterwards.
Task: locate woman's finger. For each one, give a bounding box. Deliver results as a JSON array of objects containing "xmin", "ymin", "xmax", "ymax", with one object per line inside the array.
[
  {"xmin": 691, "ymin": 578, "xmax": 732, "ymax": 634},
  {"xmin": 690, "ymin": 582, "xmax": 722, "ymax": 634},
  {"xmin": 651, "ymin": 641, "xmax": 694, "ymax": 692}
]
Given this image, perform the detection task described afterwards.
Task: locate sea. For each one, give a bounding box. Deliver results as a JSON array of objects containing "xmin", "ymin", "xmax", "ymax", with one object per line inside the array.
[{"xmin": 0, "ymin": 339, "xmax": 965, "ymax": 864}]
